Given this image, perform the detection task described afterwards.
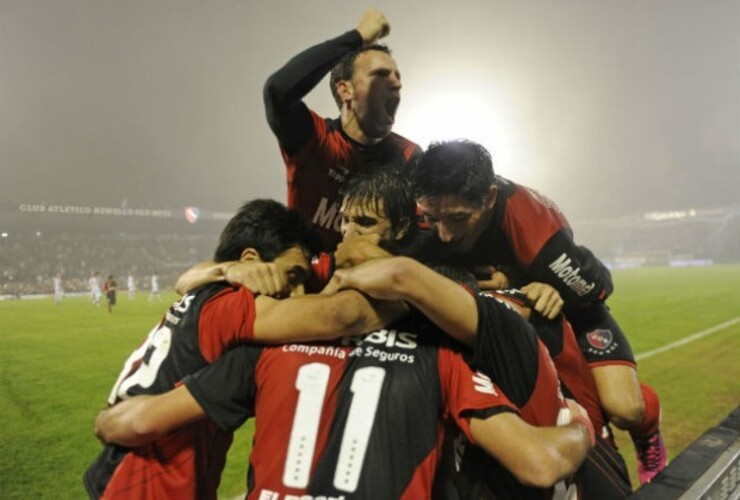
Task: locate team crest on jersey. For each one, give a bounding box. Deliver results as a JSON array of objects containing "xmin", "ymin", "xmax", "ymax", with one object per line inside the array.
[{"xmin": 585, "ymin": 328, "xmax": 617, "ymax": 355}]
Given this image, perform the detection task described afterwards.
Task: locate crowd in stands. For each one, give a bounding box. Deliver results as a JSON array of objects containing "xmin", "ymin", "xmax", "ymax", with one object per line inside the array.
[
  {"xmin": 0, "ymin": 232, "xmax": 214, "ymax": 297},
  {"xmin": 1, "ymin": 207, "xmax": 737, "ymax": 297},
  {"xmin": 574, "ymin": 208, "xmax": 740, "ymax": 267}
]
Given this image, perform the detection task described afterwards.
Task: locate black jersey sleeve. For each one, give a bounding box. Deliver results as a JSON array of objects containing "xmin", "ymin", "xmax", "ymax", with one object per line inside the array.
[
  {"xmin": 468, "ymin": 294, "xmax": 541, "ymax": 409},
  {"xmin": 263, "ymin": 30, "xmax": 363, "ymax": 155},
  {"xmin": 183, "ymin": 345, "xmax": 262, "ymax": 432},
  {"xmin": 529, "ymin": 229, "xmax": 614, "ymax": 309}
]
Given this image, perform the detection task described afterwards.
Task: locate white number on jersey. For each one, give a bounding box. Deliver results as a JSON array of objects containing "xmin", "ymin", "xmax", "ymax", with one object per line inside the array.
[
  {"xmin": 107, "ymin": 323, "xmax": 172, "ymax": 405},
  {"xmin": 282, "ymin": 363, "xmax": 385, "ymax": 493}
]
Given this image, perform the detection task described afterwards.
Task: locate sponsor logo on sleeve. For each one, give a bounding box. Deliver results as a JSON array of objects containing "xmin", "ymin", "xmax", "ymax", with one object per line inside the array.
[{"xmin": 548, "ymin": 253, "xmax": 597, "ymax": 297}]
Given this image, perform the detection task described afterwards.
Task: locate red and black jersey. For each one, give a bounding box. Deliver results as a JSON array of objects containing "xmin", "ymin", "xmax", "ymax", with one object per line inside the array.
[
  {"xmin": 470, "ymin": 293, "xmax": 566, "ymax": 425},
  {"xmin": 440, "ymin": 292, "xmax": 573, "ymax": 499},
  {"xmin": 465, "ymin": 176, "xmax": 613, "ymax": 310},
  {"xmin": 84, "ymin": 282, "xmax": 260, "ymax": 499},
  {"xmin": 264, "ymin": 29, "xmax": 420, "ymax": 251},
  {"xmin": 486, "ymin": 289, "xmax": 606, "ymax": 432},
  {"xmin": 284, "ymin": 113, "xmax": 419, "ymax": 250},
  {"xmin": 453, "ymin": 291, "xmax": 631, "ymax": 500},
  {"xmin": 528, "ymin": 313, "xmax": 606, "ymax": 433},
  {"xmin": 184, "ymin": 315, "xmax": 516, "ymax": 500}
]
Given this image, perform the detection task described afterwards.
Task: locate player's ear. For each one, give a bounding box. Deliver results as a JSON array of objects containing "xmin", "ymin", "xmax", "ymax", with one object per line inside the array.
[
  {"xmin": 485, "ymin": 185, "xmax": 497, "ymax": 210},
  {"xmin": 240, "ymin": 248, "xmax": 261, "ymax": 263},
  {"xmin": 336, "ymin": 80, "xmax": 354, "ymax": 109}
]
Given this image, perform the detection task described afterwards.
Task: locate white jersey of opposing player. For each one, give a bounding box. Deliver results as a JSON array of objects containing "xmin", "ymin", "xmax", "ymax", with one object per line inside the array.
[
  {"xmin": 128, "ymin": 275, "xmax": 136, "ymax": 292},
  {"xmin": 150, "ymin": 275, "xmax": 159, "ymax": 293},
  {"xmin": 89, "ymin": 276, "xmax": 102, "ymax": 303},
  {"xmin": 53, "ymin": 276, "xmax": 64, "ymax": 302}
]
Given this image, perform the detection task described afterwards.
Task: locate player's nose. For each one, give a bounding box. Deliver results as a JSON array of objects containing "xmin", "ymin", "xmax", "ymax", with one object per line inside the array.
[{"xmin": 436, "ymin": 223, "xmax": 455, "ymax": 243}]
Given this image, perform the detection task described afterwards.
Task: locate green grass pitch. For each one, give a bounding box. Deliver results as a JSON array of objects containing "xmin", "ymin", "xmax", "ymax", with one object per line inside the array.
[{"xmin": 1, "ymin": 264, "xmax": 738, "ymax": 498}]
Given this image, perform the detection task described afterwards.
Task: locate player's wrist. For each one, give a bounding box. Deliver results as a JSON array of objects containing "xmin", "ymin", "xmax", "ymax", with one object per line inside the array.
[
  {"xmin": 221, "ymin": 261, "xmax": 239, "ymax": 279},
  {"xmin": 570, "ymin": 414, "xmax": 596, "ymax": 447}
]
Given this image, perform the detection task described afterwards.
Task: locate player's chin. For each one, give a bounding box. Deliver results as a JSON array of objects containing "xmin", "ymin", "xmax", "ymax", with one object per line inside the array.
[
  {"xmin": 362, "ymin": 120, "xmax": 393, "ymax": 139},
  {"xmin": 445, "ymin": 239, "xmax": 473, "ymax": 254}
]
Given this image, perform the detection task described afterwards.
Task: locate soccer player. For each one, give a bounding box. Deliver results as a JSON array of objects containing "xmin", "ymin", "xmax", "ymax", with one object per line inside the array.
[
  {"xmin": 84, "ymin": 199, "xmax": 401, "ymax": 499},
  {"xmin": 103, "ymin": 275, "xmax": 117, "ymax": 314},
  {"xmin": 188, "ymin": 169, "xmax": 601, "ymax": 496},
  {"xmin": 89, "ymin": 272, "xmax": 102, "ymax": 306},
  {"xmin": 171, "ymin": 165, "xmax": 424, "ymax": 296},
  {"xmin": 126, "ymin": 273, "xmax": 136, "ymax": 300},
  {"xmin": 53, "ymin": 273, "xmax": 64, "ymax": 304},
  {"xmin": 264, "ymin": 8, "xmax": 420, "ymax": 250},
  {"xmin": 148, "ymin": 271, "xmax": 161, "ymax": 302},
  {"xmin": 94, "ymin": 313, "xmax": 595, "ymax": 499},
  {"xmin": 329, "ymin": 168, "xmax": 631, "ymax": 495},
  {"xmin": 330, "ymin": 256, "xmax": 634, "ymax": 498},
  {"xmin": 488, "ymin": 286, "xmax": 633, "ymax": 498},
  {"xmin": 409, "ymin": 139, "xmax": 666, "ymax": 483}
]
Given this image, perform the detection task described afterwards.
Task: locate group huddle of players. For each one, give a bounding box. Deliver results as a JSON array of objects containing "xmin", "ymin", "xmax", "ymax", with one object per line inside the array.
[{"xmin": 85, "ymin": 9, "xmax": 666, "ymax": 499}]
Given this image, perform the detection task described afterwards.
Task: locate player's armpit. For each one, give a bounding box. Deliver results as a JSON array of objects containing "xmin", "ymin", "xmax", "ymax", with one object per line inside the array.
[
  {"xmin": 252, "ymin": 290, "xmax": 406, "ymax": 343},
  {"xmin": 94, "ymin": 387, "xmax": 205, "ymax": 447},
  {"xmin": 469, "ymin": 411, "xmax": 591, "ymax": 488}
]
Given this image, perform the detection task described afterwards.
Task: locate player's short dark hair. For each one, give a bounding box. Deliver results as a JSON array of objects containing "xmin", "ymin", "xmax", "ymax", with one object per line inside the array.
[
  {"xmin": 339, "ymin": 164, "xmax": 414, "ymax": 240},
  {"xmin": 410, "ymin": 140, "xmax": 496, "ymax": 205},
  {"xmin": 213, "ymin": 199, "xmax": 322, "ymax": 263},
  {"xmin": 330, "ymin": 44, "xmax": 392, "ymax": 109}
]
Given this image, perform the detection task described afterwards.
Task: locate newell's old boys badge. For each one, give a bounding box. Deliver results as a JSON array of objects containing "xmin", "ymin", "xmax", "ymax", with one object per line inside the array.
[{"xmin": 586, "ymin": 329, "xmax": 616, "ymax": 355}]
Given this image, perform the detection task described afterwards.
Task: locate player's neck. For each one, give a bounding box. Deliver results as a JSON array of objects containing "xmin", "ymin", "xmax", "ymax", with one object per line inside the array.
[{"xmin": 340, "ymin": 111, "xmax": 383, "ymax": 146}]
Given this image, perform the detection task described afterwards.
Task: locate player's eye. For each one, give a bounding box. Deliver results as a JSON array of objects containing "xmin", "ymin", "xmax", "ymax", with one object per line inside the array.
[
  {"xmin": 356, "ymin": 216, "xmax": 377, "ymax": 228},
  {"xmin": 286, "ymin": 266, "xmax": 308, "ymax": 287}
]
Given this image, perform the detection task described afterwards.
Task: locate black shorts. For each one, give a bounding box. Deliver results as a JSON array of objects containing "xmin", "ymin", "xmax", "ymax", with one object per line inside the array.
[
  {"xmin": 567, "ymin": 302, "xmax": 636, "ymax": 366},
  {"xmin": 106, "ymin": 291, "xmax": 116, "ymax": 305}
]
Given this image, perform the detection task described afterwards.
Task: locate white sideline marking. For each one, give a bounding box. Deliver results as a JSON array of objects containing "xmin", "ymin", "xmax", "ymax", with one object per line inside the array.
[{"xmin": 636, "ymin": 316, "xmax": 740, "ymax": 361}]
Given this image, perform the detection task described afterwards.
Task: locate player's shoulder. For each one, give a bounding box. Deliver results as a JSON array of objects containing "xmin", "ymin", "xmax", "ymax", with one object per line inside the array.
[
  {"xmin": 501, "ymin": 177, "xmax": 562, "ymax": 212},
  {"xmin": 386, "ymin": 131, "xmax": 421, "ymax": 151}
]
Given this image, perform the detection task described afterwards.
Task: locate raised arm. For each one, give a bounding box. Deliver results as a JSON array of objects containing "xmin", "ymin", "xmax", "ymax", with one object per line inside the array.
[{"xmin": 263, "ymin": 9, "xmax": 390, "ymax": 154}]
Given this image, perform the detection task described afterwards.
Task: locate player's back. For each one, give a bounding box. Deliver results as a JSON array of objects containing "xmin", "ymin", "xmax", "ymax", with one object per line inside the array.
[
  {"xmin": 185, "ymin": 313, "xmax": 512, "ymax": 500},
  {"xmin": 440, "ymin": 292, "xmax": 570, "ymax": 499},
  {"xmin": 85, "ymin": 282, "xmax": 253, "ymax": 499},
  {"xmin": 253, "ymin": 316, "xmax": 447, "ymax": 499}
]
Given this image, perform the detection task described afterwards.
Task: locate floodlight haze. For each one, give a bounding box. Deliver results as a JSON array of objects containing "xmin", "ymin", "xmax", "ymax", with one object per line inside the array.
[{"xmin": 1, "ymin": 0, "xmax": 737, "ymax": 222}]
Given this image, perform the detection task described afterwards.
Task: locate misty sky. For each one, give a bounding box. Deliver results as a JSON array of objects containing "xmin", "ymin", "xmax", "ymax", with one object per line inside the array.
[{"xmin": 1, "ymin": 0, "xmax": 738, "ymax": 221}]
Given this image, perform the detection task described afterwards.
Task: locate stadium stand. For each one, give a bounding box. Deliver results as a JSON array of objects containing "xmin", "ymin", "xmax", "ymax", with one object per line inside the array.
[
  {"xmin": 0, "ymin": 232, "xmax": 214, "ymax": 296},
  {"xmin": 574, "ymin": 205, "xmax": 740, "ymax": 268},
  {"xmin": 631, "ymin": 406, "xmax": 740, "ymax": 499}
]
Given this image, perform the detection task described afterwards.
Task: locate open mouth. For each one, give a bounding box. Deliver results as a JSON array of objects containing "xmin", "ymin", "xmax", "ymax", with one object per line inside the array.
[{"xmin": 384, "ymin": 96, "xmax": 400, "ymax": 122}]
